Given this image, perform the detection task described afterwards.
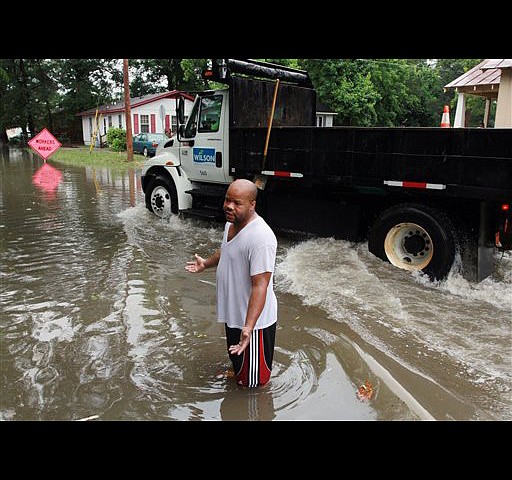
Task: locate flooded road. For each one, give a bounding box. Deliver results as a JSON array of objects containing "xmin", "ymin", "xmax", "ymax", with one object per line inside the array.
[{"xmin": 1, "ymin": 147, "xmax": 510, "ymax": 421}]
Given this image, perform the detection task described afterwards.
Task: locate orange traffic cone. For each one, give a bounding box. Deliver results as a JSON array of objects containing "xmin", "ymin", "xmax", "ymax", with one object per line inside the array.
[{"xmin": 440, "ymin": 105, "xmax": 451, "ymax": 128}]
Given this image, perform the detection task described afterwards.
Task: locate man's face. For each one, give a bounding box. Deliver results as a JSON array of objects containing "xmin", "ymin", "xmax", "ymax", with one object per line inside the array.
[{"xmin": 223, "ymin": 186, "xmax": 255, "ymax": 226}]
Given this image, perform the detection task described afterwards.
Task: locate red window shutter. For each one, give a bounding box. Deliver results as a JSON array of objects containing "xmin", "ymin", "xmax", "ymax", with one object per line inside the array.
[
  {"xmin": 165, "ymin": 115, "xmax": 170, "ymax": 131},
  {"xmin": 150, "ymin": 114, "xmax": 156, "ymax": 133},
  {"xmin": 133, "ymin": 114, "xmax": 139, "ymax": 134}
]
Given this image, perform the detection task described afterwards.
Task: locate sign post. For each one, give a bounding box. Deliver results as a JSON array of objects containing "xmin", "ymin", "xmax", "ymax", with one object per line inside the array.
[{"xmin": 28, "ymin": 128, "xmax": 62, "ymax": 161}]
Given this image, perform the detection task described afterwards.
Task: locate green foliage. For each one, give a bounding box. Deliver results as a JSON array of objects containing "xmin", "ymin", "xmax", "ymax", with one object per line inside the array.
[
  {"xmin": 128, "ymin": 59, "xmax": 216, "ymax": 97},
  {"xmin": 180, "ymin": 59, "xmax": 211, "ymax": 90},
  {"xmin": 50, "ymin": 59, "xmax": 120, "ymax": 140},
  {"xmin": 300, "ymin": 59, "xmax": 379, "ymax": 126},
  {"xmin": 130, "ymin": 59, "xmax": 179, "ymax": 96},
  {"xmin": 368, "ymin": 59, "xmax": 440, "ymax": 126},
  {"xmin": 0, "ymin": 57, "xmax": 494, "ymax": 145},
  {"xmin": 260, "ymin": 59, "xmax": 301, "ymax": 69},
  {"xmin": 0, "ymin": 59, "xmax": 56, "ymax": 137},
  {"xmin": 51, "ymin": 147, "xmax": 143, "ymax": 168},
  {"xmin": 0, "ymin": 59, "xmax": 121, "ymax": 143},
  {"xmin": 106, "ymin": 127, "xmax": 126, "ymax": 152},
  {"xmin": 433, "ymin": 59, "xmax": 485, "ymax": 126}
]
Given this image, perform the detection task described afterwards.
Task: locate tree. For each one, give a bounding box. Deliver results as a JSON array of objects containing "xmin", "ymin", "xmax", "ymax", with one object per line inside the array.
[
  {"xmin": 129, "ymin": 59, "xmax": 188, "ymax": 97},
  {"xmin": 368, "ymin": 59, "xmax": 440, "ymax": 126},
  {"xmin": 0, "ymin": 60, "xmax": 10, "ymax": 144},
  {"xmin": 260, "ymin": 59, "xmax": 301, "ymax": 69},
  {"xmin": 0, "ymin": 58, "xmax": 492, "ymax": 146},
  {"xmin": 297, "ymin": 58, "xmax": 451, "ymax": 127},
  {"xmin": 300, "ymin": 59, "xmax": 379, "ymax": 126},
  {"xmin": 434, "ymin": 59, "xmax": 485, "ymax": 127},
  {"xmin": 48, "ymin": 59, "xmax": 121, "ymax": 141},
  {"xmin": 181, "ymin": 59, "xmax": 211, "ymax": 90},
  {"xmin": 0, "ymin": 59, "xmax": 59, "ymax": 141}
]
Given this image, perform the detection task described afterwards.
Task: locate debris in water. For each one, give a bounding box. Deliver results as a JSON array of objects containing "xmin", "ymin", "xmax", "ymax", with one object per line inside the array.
[
  {"xmin": 216, "ymin": 368, "xmax": 235, "ymax": 379},
  {"xmin": 76, "ymin": 414, "xmax": 100, "ymax": 421},
  {"xmin": 357, "ymin": 380, "xmax": 374, "ymax": 401}
]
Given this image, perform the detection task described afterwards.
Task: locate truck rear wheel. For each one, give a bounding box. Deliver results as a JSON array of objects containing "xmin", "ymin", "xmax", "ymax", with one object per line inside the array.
[
  {"xmin": 145, "ymin": 176, "xmax": 178, "ymax": 218},
  {"xmin": 368, "ymin": 203, "xmax": 457, "ymax": 281}
]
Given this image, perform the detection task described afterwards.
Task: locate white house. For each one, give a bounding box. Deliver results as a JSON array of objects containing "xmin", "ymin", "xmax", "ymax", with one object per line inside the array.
[
  {"xmin": 77, "ymin": 90, "xmax": 195, "ymax": 146},
  {"xmin": 316, "ymin": 100, "xmax": 337, "ymax": 127}
]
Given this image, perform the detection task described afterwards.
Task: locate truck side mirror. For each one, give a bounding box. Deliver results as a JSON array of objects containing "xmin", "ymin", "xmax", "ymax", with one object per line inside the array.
[
  {"xmin": 177, "ymin": 98, "xmax": 185, "ymax": 125},
  {"xmin": 176, "ymin": 97, "xmax": 185, "ymax": 142}
]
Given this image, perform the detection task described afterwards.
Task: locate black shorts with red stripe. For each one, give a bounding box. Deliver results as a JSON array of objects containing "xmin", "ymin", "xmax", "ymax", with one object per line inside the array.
[{"xmin": 225, "ymin": 322, "xmax": 276, "ymax": 388}]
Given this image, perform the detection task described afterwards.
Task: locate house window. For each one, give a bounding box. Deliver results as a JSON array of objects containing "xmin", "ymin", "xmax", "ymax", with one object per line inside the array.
[
  {"xmin": 108, "ymin": 115, "xmax": 113, "ymax": 128},
  {"xmin": 88, "ymin": 117, "xmax": 93, "ymax": 136},
  {"xmin": 140, "ymin": 115, "xmax": 150, "ymax": 133},
  {"xmin": 316, "ymin": 116, "xmax": 324, "ymax": 127},
  {"xmin": 118, "ymin": 115, "xmax": 122, "ymax": 128}
]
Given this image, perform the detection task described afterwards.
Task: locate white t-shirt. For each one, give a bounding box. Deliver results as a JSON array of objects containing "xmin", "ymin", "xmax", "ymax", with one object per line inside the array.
[{"xmin": 216, "ymin": 215, "xmax": 278, "ymax": 330}]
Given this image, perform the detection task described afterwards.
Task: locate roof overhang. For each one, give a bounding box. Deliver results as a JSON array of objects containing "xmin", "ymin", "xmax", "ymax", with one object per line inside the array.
[
  {"xmin": 444, "ymin": 59, "xmax": 512, "ymax": 99},
  {"xmin": 76, "ymin": 91, "xmax": 195, "ymax": 117}
]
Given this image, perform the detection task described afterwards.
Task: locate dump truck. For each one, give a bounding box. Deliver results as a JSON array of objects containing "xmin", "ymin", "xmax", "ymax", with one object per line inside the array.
[{"xmin": 141, "ymin": 59, "xmax": 512, "ymax": 282}]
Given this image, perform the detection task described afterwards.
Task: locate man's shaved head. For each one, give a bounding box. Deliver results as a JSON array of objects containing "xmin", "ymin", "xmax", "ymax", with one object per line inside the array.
[
  {"xmin": 227, "ymin": 179, "xmax": 258, "ymax": 202},
  {"xmin": 223, "ymin": 179, "xmax": 258, "ymax": 227}
]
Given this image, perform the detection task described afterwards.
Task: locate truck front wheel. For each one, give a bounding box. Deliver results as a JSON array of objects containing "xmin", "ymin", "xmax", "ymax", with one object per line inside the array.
[
  {"xmin": 368, "ymin": 203, "xmax": 457, "ymax": 281},
  {"xmin": 145, "ymin": 176, "xmax": 178, "ymax": 218}
]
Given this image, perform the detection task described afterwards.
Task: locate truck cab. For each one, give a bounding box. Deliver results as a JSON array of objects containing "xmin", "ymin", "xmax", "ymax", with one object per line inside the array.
[
  {"xmin": 141, "ymin": 59, "xmax": 315, "ymax": 221},
  {"xmin": 141, "ymin": 88, "xmax": 232, "ymax": 218}
]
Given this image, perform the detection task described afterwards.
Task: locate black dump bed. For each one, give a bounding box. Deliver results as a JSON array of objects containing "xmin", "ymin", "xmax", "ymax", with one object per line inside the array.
[
  {"xmin": 230, "ymin": 126, "xmax": 512, "ymax": 202},
  {"xmin": 218, "ymin": 59, "xmax": 511, "ymax": 203},
  {"xmin": 229, "ymin": 75, "xmax": 316, "ymax": 128}
]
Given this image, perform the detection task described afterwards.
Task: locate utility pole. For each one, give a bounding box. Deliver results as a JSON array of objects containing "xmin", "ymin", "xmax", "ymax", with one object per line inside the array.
[{"xmin": 123, "ymin": 59, "xmax": 133, "ymax": 162}]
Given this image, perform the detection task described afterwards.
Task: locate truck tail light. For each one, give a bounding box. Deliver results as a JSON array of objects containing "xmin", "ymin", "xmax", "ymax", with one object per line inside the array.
[{"xmin": 496, "ymin": 205, "xmax": 511, "ymax": 250}]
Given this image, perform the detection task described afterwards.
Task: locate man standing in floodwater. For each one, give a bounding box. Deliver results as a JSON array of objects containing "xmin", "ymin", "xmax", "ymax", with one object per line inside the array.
[{"xmin": 185, "ymin": 179, "xmax": 278, "ymax": 387}]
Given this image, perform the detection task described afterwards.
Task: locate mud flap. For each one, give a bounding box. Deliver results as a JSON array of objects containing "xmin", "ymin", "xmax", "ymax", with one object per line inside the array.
[{"xmin": 477, "ymin": 202, "xmax": 495, "ymax": 282}]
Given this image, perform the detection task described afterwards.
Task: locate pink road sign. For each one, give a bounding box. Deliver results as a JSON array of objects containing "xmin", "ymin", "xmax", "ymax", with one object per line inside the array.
[{"xmin": 28, "ymin": 128, "xmax": 62, "ymax": 160}]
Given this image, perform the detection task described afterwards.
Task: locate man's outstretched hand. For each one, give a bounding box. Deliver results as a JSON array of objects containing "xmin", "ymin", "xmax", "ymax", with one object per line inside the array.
[
  {"xmin": 185, "ymin": 254, "xmax": 206, "ymax": 273},
  {"xmin": 228, "ymin": 327, "xmax": 252, "ymax": 355}
]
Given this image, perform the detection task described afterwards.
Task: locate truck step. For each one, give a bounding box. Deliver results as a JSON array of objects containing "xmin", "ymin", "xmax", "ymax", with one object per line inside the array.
[
  {"xmin": 186, "ymin": 185, "xmax": 227, "ymax": 212},
  {"xmin": 185, "ymin": 185, "xmax": 227, "ymax": 198},
  {"xmin": 180, "ymin": 208, "xmax": 222, "ymax": 221}
]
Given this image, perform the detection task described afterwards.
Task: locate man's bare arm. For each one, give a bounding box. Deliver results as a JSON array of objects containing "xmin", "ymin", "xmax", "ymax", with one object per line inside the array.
[{"xmin": 228, "ymin": 271, "xmax": 272, "ymax": 355}]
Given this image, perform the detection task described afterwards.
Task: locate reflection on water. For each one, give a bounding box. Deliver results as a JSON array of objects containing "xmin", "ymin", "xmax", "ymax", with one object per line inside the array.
[
  {"xmin": 32, "ymin": 162, "xmax": 63, "ymax": 200},
  {"xmin": 1, "ymin": 147, "xmax": 510, "ymax": 421}
]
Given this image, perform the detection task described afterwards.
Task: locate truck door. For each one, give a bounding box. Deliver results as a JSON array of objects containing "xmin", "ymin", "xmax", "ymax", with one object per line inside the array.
[{"xmin": 179, "ymin": 91, "xmax": 230, "ymax": 184}]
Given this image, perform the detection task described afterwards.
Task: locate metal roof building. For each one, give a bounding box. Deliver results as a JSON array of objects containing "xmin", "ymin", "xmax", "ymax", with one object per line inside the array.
[{"xmin": 444, "ymin": 59, "xmax": 512, "ymax": 128}]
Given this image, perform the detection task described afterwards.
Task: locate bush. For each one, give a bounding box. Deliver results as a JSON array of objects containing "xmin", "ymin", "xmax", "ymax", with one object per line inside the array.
[{"xmin": 107, "ymin": 128, "xmax": 126, "ymax": 152}]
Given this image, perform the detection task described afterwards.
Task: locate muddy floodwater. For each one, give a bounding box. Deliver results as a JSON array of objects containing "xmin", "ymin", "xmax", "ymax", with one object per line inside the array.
[{"xmin": 1, "ymin": 147, "xmax": 511, "ymax": 421}]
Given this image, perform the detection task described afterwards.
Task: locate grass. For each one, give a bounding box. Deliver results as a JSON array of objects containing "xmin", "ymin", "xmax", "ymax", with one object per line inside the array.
[{"xmin": 49, "ymin": 146, "xmax": 145, "ymax": 170}]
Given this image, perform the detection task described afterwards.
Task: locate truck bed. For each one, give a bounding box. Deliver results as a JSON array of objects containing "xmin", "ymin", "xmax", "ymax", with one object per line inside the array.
[{"xmin": 230, "ymin": 126, "xmax": 512, "ymax": 201}]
